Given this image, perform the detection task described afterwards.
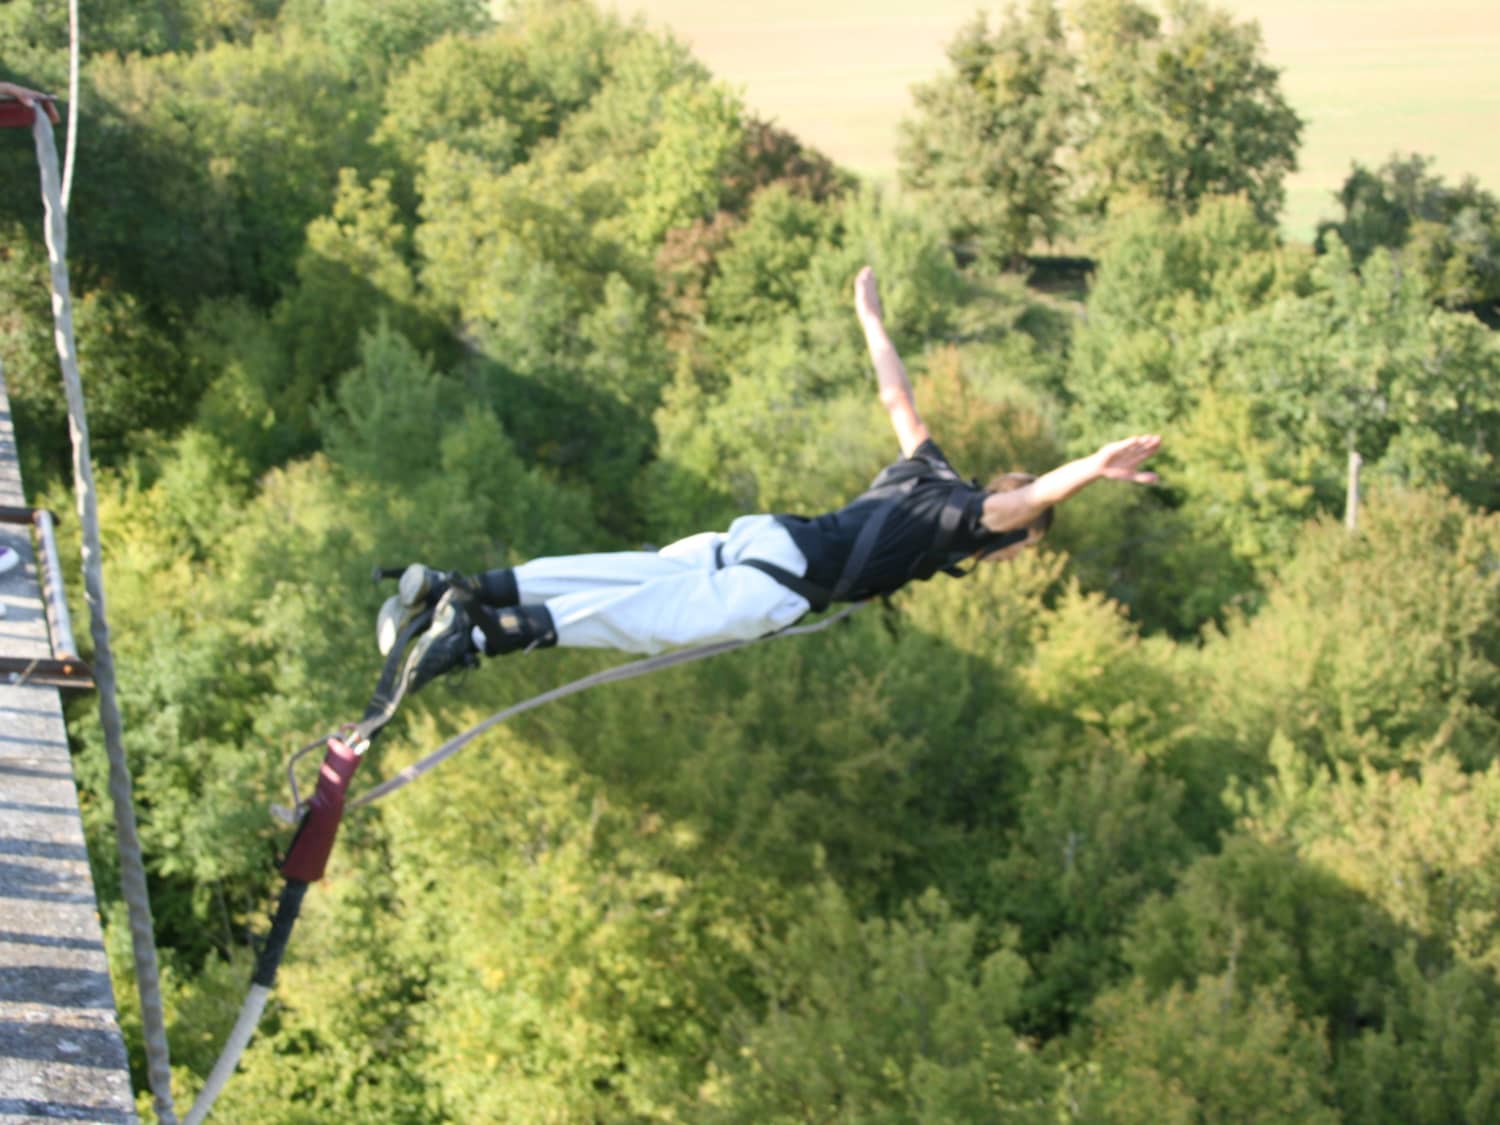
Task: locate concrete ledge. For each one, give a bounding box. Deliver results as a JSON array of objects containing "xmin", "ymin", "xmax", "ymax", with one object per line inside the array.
[{"xmin": 0, "ymin": 368, "xmax": 137, "ymax": 1123}]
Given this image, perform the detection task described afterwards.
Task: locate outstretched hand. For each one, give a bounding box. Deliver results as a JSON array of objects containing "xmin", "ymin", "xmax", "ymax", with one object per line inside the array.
[
  {"xmin": 1094, "ymin": 434, "xmax": 1162, "ymax": 484},
  {"xmin": 853, "ymin": 265, "xmax": 884, "ymax": 324}
]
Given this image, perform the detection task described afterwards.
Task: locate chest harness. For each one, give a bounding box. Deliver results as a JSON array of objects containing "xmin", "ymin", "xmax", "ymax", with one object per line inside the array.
[{"xmin": 721, "ymin": 462, "xmax": 1025, "ymax": 611}]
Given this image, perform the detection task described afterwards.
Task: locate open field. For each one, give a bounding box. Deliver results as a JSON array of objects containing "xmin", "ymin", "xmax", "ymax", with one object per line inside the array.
[{"xmin": 616, "ymin": 0, "xmax": 1500, "ymax": 244}]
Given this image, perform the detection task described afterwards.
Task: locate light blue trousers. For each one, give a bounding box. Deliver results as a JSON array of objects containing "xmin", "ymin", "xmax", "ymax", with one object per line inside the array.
[{"xmin": 512, "ymin": 515, "xmax": 812, "ymax": 654}]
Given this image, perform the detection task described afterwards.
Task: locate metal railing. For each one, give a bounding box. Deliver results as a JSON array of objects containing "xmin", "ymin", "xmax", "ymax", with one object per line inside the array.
[{"xmin": 0, "ymin": 504, "xmax": 93, "ymax": 688}]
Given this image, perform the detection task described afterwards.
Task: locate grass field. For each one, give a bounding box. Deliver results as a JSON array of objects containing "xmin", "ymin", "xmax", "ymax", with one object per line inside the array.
[{"xmin": 615, "ymin": 0, "xmax": 1500, "ymax": 244}]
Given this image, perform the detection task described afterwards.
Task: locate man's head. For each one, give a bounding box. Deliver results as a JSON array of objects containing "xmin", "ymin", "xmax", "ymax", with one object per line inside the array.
[{"xmin": 978, "ymin": 471, "xmax": 1053, "ymax": 562}]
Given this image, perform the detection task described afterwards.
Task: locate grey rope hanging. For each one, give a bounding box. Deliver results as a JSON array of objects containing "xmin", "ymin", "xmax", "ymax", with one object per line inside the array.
[{"xmin": 31, "ymin": 110, "xmax": 179, "ymax": 1123}]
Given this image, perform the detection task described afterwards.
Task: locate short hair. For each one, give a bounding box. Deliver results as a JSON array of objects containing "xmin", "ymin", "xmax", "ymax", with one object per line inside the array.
[{"xmin": 985, "ymin": 471, "xmax": 1055, "ymax": 536}]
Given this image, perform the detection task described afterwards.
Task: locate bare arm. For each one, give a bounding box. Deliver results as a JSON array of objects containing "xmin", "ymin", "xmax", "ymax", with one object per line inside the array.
[
  {"xmin": 855, "ymin": 266, "xmax": 929, "ymax": 458},
  {"xmin": 981, "ymin": 435, "xmax": 1162, "ymax": 532}
]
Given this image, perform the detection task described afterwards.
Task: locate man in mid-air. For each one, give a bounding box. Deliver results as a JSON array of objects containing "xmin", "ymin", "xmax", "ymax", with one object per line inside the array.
[{"xmin": 382, "ymin": 266, "xmax": 1161, "ymax": 691}]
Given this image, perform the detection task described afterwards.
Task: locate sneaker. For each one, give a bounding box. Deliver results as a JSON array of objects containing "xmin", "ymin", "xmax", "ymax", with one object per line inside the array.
[
  {"xmin": 399, "ymin": 588, "xmax": 481, "ymax": 695},
  {"xmin": 376, "ymin": 563, "xmax": 458, "ymax": 656},
  {"xmin": 0, "ymin": 545, "xmax": 18, "ymax": 576},
  {"xmin": 399, "ymin": 562, "xmax": 455, "ymax": 607}
]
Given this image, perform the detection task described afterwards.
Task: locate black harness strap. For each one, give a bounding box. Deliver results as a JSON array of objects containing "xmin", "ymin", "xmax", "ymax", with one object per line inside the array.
[
  {"xmin": 714, "ymin": 540, "xmax": 832, "ymax": 611},
  {"xmin": 922, "ymin": 491, "xmax": 984, "ymax": 580},
  {"xmin": 737, "ymin": 558, "xmax": 831, "ymax": 612},
  {"xmin": 830, "ymin": 500, "xmax": 895, "ymax": 604},
  {"xmin": 829, "ymin": 475, "xmax": 977, "ymax": 598},
  {"xmin": 935, "ymin": 490, "xmax": 969, "ymax": 552},
  {"xmin": 715, "ymin": 472, "xmax": 1011, "ymax": 608}
]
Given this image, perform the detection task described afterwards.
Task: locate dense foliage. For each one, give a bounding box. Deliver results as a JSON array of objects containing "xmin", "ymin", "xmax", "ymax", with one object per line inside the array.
[
  {"xmin": 4, "ymin": 1, "xmax": 1500, "ymax": 1121},
  {"xmin": 1317, "ymin": 153, "xmax": 1500, "ymax": 320},
  {"xmin": 898, "ymin": 0, "xmax": 1303, "ymax": 265}
]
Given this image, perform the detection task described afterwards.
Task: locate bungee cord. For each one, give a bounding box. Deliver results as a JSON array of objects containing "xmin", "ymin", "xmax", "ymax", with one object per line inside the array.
[
  {"xmin": 30, "ymin": 107, "xmax": 178, "ymax": 1125},
  {"xmin": 61, "ymin": 0, "xmax": 79, "ymax": 211},
  {"xmin": 351, "ymin": 602, "xmax": 864, "ymax": 810},
  {"xmin": 188, "ymin": 600, "xmax": 866, "ymax": 1121}
]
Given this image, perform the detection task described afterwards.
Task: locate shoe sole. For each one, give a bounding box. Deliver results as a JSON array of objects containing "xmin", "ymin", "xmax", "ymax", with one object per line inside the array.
[
  {"xmin": 399, "ymin": 563, "xmax": 445, "ymax": 609},
  {"xmin": 377, "ymin": 565, "xmax": 450, "ymax": 656},
  {"xmin": 376, "ymin": 595, "xmax": 411, "ymax": 656}
]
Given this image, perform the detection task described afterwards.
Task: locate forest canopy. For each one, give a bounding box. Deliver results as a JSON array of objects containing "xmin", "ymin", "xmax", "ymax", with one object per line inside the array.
[{"xmin": 3, "ymin": 0, "xmax": 1500, "ymax": 1120}]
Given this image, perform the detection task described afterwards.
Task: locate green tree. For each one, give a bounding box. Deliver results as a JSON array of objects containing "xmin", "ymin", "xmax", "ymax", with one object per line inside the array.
[
  {"xmin": 653, "ymin": 116, "xmax": 851, "ymax": 354},
  {"xmin": 898, "ymin": 1, "xmax": 1078, "ymax": 266},
  {"xmin": 1200, "ymin": 490, "xmax": 1500, "ymax": 774},
  {"xmin": 172, "ymin": 850, "xmax": 439, "ymax": 1123},
  {"xmin": 388, "ymin": 725, "xmax": 758, "ymax": 1122},
  {"xmin": 374, "ymin": 4, "xmax": 616, "ymax": 183},
  {"xmin": 407, "ymin": 23, "xmax": 727, "ymax": 532},
  {"xmin": 1318, "ymin": 154, "xmax": 1500, "ymax": 313},
  {"xmin": 82, "ymin": 28, "xmax": 382, "ymax": 308},
  {"xmin": 1073, "ymin": 0, "xmax": 1302, "ymax": 224},
  {"xmin": 1240, "ymin": 750, "xmax": 1500, "ymax": 981},
  {"xmin": 1073, "ymin": 974, "xmax": 1336, "ymax": 1123},
  {"xmin": 1120, "ymin": 833, "xmax": 1400, "ymax": 1042},
  {"xmin": 1060, "ymin": 198, "xmax": 1306, "ymax": 627},
  {"xmin": 317, "ymin": 0, "xmax": 488, "ymax": 72},
  {"xmin": 273, "ymin": 170, "xmax": 454, "ymax": 446},
  {"xmin": 1213, "ymin": 595, "xmax": 1500, "ymax": 1121},
  {"xmin": 0, "ymin": 0, "xmax": 281, "ymax": 60},
  {"xmin": 0, "ymin": 224, "xmax": 195, "ymax": 478},
  {"xmin": 628, "ymin": 80, "xmax": 743, "ymax": 249},
  {"xmin": 985, "ymin": 586, "xmax": 1204, "ymax": 1032},
  {"xmin": 1201, "ymin": 242, "xmax": 1500, "ymax": 514},
  {"xmin": 1334, "ymin": 951, "xmax": 1500, "ymax": 1125},
  {"xmin": 1066, "ymin": 197, "xmax": 1298, "ymax": 446},
  {"xmin": 1067, "ymin": 200, "xmax": 1500, "ymax": 623},
  {"xmin": 0, "ymin": 225, "xmax": 71, "ymax": 483},
  {"xmin": 704, "ymin": 884, "xmax": 1055, "ymax": 1122}
]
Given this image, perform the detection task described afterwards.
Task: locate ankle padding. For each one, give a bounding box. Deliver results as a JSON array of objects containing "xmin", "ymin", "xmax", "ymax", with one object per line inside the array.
[
  {"xmin": 477, "ymin": 567, "xmax": 519, "ymax": 607},
  {"xmin": 480, "ymin": 604, "xmax": 557, "ymax": 655}
]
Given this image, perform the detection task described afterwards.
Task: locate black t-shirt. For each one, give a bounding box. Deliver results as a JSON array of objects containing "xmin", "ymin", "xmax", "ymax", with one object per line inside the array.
[{"xmin": 774, "ymin": 439, "xmax": 1022, "ymax": 602}]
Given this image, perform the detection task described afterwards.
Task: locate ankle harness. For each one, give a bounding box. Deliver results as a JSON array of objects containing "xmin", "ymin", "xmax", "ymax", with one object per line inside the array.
[{"xmin": 471, "ymin": 603, "xmax": 556, "ymax": 655}]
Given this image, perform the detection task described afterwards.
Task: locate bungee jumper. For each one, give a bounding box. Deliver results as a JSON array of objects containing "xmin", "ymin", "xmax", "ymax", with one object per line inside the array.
[
  {"xmin": 378, "ymin": 265, "xmax": 1162, "ymax": 693},
  {"xmin": 192, "ymin": 266, "xmax": 1161, "ymax": 1121}
]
